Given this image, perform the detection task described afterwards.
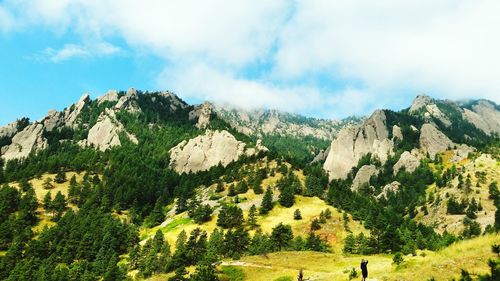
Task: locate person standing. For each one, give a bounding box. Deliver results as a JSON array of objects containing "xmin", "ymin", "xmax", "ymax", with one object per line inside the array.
[{"xmin": 360, "ymin": 259, "xmax": 368, "ymax": 281}]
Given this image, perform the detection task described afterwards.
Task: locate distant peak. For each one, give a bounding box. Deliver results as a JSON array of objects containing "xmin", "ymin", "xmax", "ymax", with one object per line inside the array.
[{"xmin": 409, "ymin": 94, "xmax": 433, "ymax": 113}]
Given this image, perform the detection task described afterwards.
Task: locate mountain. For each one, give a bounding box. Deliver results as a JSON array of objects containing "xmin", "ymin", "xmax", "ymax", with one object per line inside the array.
[{"xmin": 0, "ymin": 90, "xmax": 499, "ymax": 281}]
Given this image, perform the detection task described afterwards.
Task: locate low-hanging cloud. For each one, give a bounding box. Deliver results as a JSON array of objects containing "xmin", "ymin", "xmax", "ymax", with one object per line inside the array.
[{"xmin": 1, "ymin": 0, "xmax": 499, "ymax": 118}]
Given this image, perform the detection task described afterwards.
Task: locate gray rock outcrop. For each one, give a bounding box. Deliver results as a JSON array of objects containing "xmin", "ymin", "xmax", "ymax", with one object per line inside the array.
[
  {"xmin": 0, "ymin": 120, "xmax": 22, "ymax": 139},
  {"xmin": 393, "ymin": 150, "xmax": 420, "ymax": 175},
  {"xmin": 189, "ymin": 102, "xmax": 213, "ymax": 129},
  {"xmin": 419, "ymin": 123, "xmax": 454, "ymax": 158},
  {"xmin": 43, "ymin": 110, "xmax": 64, "ymax": 132},
  {"xmin": 1, "ymin": 123, "xmax": 47, "ymax": 161},
  {"xmin": 377, "ymin": 181, "xmax": 401, "ymax": 200},
  {"xmin": 86, "ymin": 109, "xmax": 138, "ymax": 151},
  {"xmin": 64, "ymin": 93, "xmax": 90, "ymax": 128},
  {"xmin": 169, "ymin": 130, "xmax": 257, "ymax": 174},
  {"xmin": 351, "ymin": 164, "xmax": 378, "ymax": 191},
  {"xmin": 462, "ymin": 100, "xmax": 500, "ymax": 135},
  {"xmin": 97, "ymin": 90, "xmax": 119, "ymax": 105},
  {"xmin": 409, "ymin": 94, "xmax": 433, "ymax": 113},
  {"xmin": 323, "ymin": 110, "xmax": 393, "ymax": 180},
  {"xmin": 115, "ymin": 88, "xmax": 141, "ymax": 114}
]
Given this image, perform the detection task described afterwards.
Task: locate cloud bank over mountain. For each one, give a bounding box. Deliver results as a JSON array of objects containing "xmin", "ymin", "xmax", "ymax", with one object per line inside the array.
[{"xmin": 1, "ymin": 0, "xmax": 499, "ymax": 119}]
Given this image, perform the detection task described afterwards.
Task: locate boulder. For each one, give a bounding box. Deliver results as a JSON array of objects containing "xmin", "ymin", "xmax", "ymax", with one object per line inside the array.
[
  {"xmin": 393, "ymin": 150, "xmax": 420, "ymax": 175},
  {"xmin": 351, "ymin": 164, "xmax": 378, "ymax": 191},
  {"xmin": 86, "ymin": 109, "xmax": 138, "ymax": 151},
  {"xmin": 419, "ymin": 123, "xmax": 454, "ymax": 158},
  {"xmin": 323, "ymin": 110, "xmax": 393, "ymax": 180},
  {"xmin": 1, "ymin": 123, "xmax": 47, "ymax": 161},
  {"xmin": 169, "ymin": 130, "xmax": 254, "ymax": 174}
]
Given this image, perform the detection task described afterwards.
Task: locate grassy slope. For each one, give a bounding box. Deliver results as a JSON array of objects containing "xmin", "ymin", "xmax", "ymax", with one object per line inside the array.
[
  {"xmin": 224, "ymin": 233, "xmax": 500, "ymax": 281},
  {"xmin": 9, "ymin": 172, "xmax": 85, "ymax": 233},
  {"xmin": 417, "ymin": 153, "xmax": 499, "ymax": 234}
]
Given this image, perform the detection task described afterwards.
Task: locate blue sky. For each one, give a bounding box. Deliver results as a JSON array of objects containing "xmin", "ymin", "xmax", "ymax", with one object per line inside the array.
[{"xmin": 1, "ymin": 0, "xmax": 499, "ymax": 126}]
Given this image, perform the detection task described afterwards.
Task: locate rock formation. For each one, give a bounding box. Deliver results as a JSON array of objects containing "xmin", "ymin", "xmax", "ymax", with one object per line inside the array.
[
  {"xmin": 419, "ymin": 123, "xmax": 454, "ymax": 158},
  {"xmin": 86, "ymin": 109, "xmax": 138, "ymax": 151},
  {"xmin": 462, "ymin": 100, "xmax": 500, "ymax": 135},
  {"xmin": 189, "ymin": 102, "xmax": 213, "ymax": 129},
  {"xmin": 97, "ymin": 90, "xmax": 119, "ymax": 105},
  {"xmin": 43, "ymin": 110, "xmax": 64, "ymax": 132},
  {"xmin": 409, "ymin": 94, "xmax": 433, "ymax": 113},
  {"xmin": 392, "ymin": 125, "xmax": 403, "ymax": 141},
  {"xmin": 64, "ymin": 93, "xmax": 90, "ymax": 128},
  {"xmin": 169, "ymin": 130, "xmax": 260, "ymax": 174},
  {"xmin": 0, "ymin": 120, "xmax": 23, "ymax": 139},
  {"xmin": 323, "ymin": 110, "xmax": 393, "ymax": 180},
  {"xmin": 393, "ymin": 150, "xmax": 420, "ymax": 175},
  {"xmin": 115, "ymin": 88, "xmax": 141, "ymax": 114},
  {"xmin": 377, "ymin": 181, "xmax": 401, "ymax": 200},
  {"xmin": 351, "ymin": 164, "xmax": 378, "ymax": 191},
  {"xmin": 1, "ymin": 123, "xmax": 47, "ymax": 161}
]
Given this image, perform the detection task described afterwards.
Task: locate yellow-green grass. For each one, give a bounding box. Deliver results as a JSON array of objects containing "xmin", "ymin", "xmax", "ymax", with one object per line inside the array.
[
  {"xmin": 9, "ymin": 172, "xmax": 85, "ymax": 202},
  {"xmin": 223, "ymin": 233, "xmax": 499, "ymax": 281},
  {"xmin": 417, "ymin": 154, "xmax": 499, "ymax": 234}
]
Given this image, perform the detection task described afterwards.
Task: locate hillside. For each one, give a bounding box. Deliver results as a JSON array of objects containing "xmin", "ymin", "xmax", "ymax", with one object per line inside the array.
[{"xmin": 0, "ymin": 90, "xmax": 499, "ymax": 281}]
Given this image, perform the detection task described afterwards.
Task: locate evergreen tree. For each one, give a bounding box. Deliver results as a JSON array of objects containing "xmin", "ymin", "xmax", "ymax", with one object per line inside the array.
[
  {"xmin": 293, "ymin": 209, "xmax": 302, "ymax": 220},
  {"xmin": 227, "ymin": 184, "xmax": 236, "ymax": 197},
  {"xmin": 54, "ymin": 170, "xmax": 67, "ymax": 184},
  {"xmin": 247, "ymin": 204, "xmax": 258, "ymax": 228},
  {"xmin": 52, "ymin": 191, "xmax": 66, "ymax": 219},
  {"xmin": 279, "ymin": 184, "xmax": 295, "ymax": 208},
  {"xmin": 270, "ymin": 223, "xmax": 293, "ymax": 251},
  {"xmin": 217, "ymin": 204, "xmax": 244, "ymax": 229},
  {"xmin": 145, "ymin": 200, "xmax": 165, "ymax": 227},
  {"xmin": 190, "ymin": 264, "xmax": 219, "ymax": 281},
  {"xmin": 260, "ymin": 186, "xmax": 274, "ymax": 214},
  {"xmin": 42, "ymin": 177, "xmax": 54, "ymax": 189},
  {"xmin": 43, "ymin": 191, "xmax": 52, "ymax": 212}
]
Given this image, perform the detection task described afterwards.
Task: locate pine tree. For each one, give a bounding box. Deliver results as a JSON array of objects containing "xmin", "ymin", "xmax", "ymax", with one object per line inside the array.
[
  {"xmin": 294, "ymin": 209, "xmax": 302, "ymax": 220},
  {"xmin": 42, "ymin": 177, "xmax": 54, "ymax": 189},
  {"xmin": 279, "ymin": 184, "xmax": 295, "ymax": 208},
  {"xmin": 52, "ymin": 191, "xmax": 66, "ymax": 219},
  {"xmin": 146, "ymin": 200, "xmax": 165, "ymax": 227},
  {"xmin": 216, "ymin": 181, "xmax": 224, "ymax": 193},
  {"xmin": 270, "ymin": 223, "xmax": 293, "ymax": 251},
  {"xmin": 248, "ymin": 204, "xmax": 258, "ymax": 228},
  {"xmin": 228, "ymin": 184, "xmax": 236, "ymax": 197},
  {"xmin": 43, "ymin": 191, "xmax": 52, "ymax": 212},
  {"xmin": 260, "ymin": 186, "xmax": 274, "ymax": 214},
  {"xmin": 54, "ymin": 170, "xmax": 67, "ymax": 184}
]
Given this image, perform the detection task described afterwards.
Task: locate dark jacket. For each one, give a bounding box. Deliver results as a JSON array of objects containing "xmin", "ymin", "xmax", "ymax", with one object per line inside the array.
[{"xmin": 360, "ymin": 260, "xmax": 368, "ymax": 277}]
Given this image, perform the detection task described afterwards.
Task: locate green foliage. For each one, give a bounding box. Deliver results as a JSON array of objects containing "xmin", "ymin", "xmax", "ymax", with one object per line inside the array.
[
  {"xmin": 221, "ymin": 266, "xmax": 245, "ymax": 281},
  {"xmin": 260, "ymin": 186, "xmax": 274, "ymax": 214},
  {"xmin": 293, "ymin": 209, "xmax": 302, "ymax": 220},
  {"xmin": 217, "ymin": 204, "xmax": 244, "ymax": 229},
  {"xmin": 393, "ymin": 252, "xmax": 404, "ymax": 265}
]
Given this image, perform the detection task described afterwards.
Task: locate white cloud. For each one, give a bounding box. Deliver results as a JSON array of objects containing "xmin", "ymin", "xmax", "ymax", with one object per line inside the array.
[
  {"xmin": 1, "ymin": 0, "xmax": 500, "ymax": 117},
  {"xmin": 159, "ymin": 63, "xmax": 323, "ymax": 113},
  {"xmin": 38, "ymin": 42, "xmax": 121, "ymax": 62}
]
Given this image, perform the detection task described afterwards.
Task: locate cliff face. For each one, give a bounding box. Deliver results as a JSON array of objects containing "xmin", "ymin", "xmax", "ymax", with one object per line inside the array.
[
  {"xmin": 1, "ymin": 123, "xmax": 47, "ymax": 161},
  {"xmin": 85, "ymin": 109, "xmax": 138, "ymax": 151},
  {"xmin": 169, "ymin": 130, "xmax": 264, "ymax": 174},
  {"xmin": 323, "ymin": 110, "xmax": 393, "ymax": 180}
]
